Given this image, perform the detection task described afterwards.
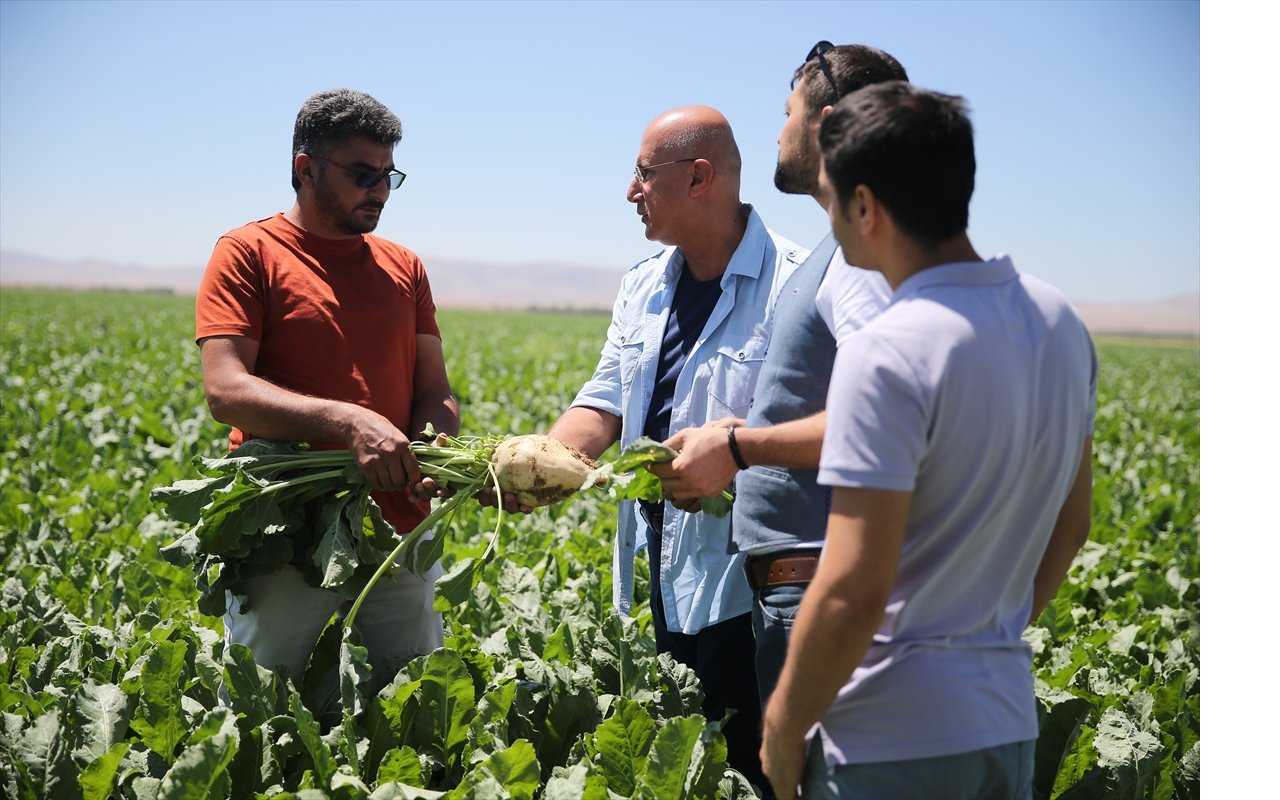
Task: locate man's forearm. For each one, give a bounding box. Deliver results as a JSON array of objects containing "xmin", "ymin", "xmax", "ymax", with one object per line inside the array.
[
  {"xmin": 410, "ymin": 389, "xmax": 461, "ymax": 440},
  {"xmin": 736, "ymin": 411, "xmax": 826, "ymax": 470},
  {"xmin": 764, "ymin": 489, "xmax": 904, "ymax": 739},
  {"xmin": 206, "ymin": 370, "xmax": 372, "ymax": 444},
  {"xmin": 764, "ymin": 565, "xmax": 883, "ymax": 742},
  {"xmin": 762, "ymin": 487, "xmax": 909, "ymax": 798},
  {"xmin": 547, "ymin": 405, "xmax": 622, "ymax": 461}
]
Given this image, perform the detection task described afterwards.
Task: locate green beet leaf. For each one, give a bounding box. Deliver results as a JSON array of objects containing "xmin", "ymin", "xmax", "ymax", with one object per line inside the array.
[
  {"xmin": 542, "ymin": 762, "xmax": 611, "ymax": 800},
  {"xmin": 8, "ymin": 709, "xmax": 79, "ymax": 800},
  {"xmin": 586, "ymin": 698, "xmax": 656, "ymax": 798},
  {"xmin": 78, "ymin": 741, "xmax": 130, "ymax": 800},
  {"xmin": 339, "ymin": 628, "xmax": 372, "ymax": 719},
  {"xmin": 368, "ymin": 781, "xmax": 448, "ymax": 799},
  {"xmin": 1092, "ymin": 706, "xmax": 1164, "ymax": 796},
  {"xmin": 222, "ymin": 644, "xmax": 286, "ymax": 729},
  {"xmin": 289, "ymin": 690, "xmax": 338, "ymax": 788},
  {"xmin": 155, "ymin": 708, "xmax": 239, "ymax": 800},
  {"xmin": 377, "ymin": 746, "xmax": 427, "ymax": 788},
  {"xmin": 70, "ymin": 681, "xmax": 131, "ymax": 761},
  {"xmin": 130, "ymin": 640, "xmax": 189, "ymax": 763},
  {"xmin": 587, "ymin": 437, "xmax": 734, "ymax": 518},
  {"xmin": 314, "ymin": 499, "xmax": 360, "ymax": 590},
  {"xmin": 1033, "ymin": 693, "xmax": 1091, "ymax": 800},
  {"xmin": 635, "ymin": 715, "xmax": 727, "ymax": 800},
  {"xmin": 149, "ymin": 475, "xmax": 234, "ymax": 525},
  {"xmin": 434, "ymin": 558, "xmax": 481, "ymax": 612},
  {"xmin": 447, "ymin": 739, "xmax": 540, "ymax": 800},
  {"xmin": 404, "ymin": 648, "xmax": 477, "ymax": 779},
  {"xmin": 301, "ymin": 614, "xmax": 350, "ymax": 730}
]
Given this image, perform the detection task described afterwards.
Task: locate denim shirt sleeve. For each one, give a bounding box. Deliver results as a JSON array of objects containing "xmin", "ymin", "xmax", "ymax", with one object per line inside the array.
[{"xmin": 568, "ymin": 252, "xmax": 669, "ymax": 617}]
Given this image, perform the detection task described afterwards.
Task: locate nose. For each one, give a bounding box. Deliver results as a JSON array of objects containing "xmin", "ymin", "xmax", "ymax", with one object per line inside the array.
[
  {"xmin": 626, "ymin": 175, "xmax": 642, "ymax": 203},
  {"xmin": 368, "ymin": 178, "xmax": 391, "ymax": 202}
]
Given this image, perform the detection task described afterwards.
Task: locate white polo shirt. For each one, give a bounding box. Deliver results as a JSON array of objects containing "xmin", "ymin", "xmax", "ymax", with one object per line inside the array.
[
  {"xmin": 815, "ymin": 245, "xmax": 892, "ymax": 346},
  {"xmin": 816, "ymin": 255, "xmax": 1097, "ymax": 764}
]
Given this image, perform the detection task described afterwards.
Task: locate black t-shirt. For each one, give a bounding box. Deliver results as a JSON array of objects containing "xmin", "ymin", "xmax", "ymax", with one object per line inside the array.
[
  {"xmin": 643, "ymin": 262, "xmax": 723, "ymax": 447},
  {"xmin": 641, "ymin": 261, "xmax": 722, "ymax": 530}
]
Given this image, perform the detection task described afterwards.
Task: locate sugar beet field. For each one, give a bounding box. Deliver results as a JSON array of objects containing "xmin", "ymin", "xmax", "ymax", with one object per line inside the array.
[{"xmin": 0, "ymin": 288, "xmax": 1199, "ymax": 799}]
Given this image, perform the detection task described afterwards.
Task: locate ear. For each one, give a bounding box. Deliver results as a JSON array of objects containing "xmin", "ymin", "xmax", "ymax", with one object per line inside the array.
[
  {"xmin": 294, "ymin": 153, "xmax": 317, "ymax": 188},
  {"xmin": 854, "ymin": 185, "xmax": 882, "ymax": 235},
  {"xmin": 687, "ymin": 158, "xmax": 714, "ymax": 198},
  {"xmin": 819, "ymin": 104, "xmax": 834, "ymax": 119}
]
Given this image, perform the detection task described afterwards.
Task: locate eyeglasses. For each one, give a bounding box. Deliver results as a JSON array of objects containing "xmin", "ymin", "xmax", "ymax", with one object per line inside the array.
[
  {"xmin": 634, "ymin": 158, "xmax": 696, "ymax": 183},
  {"xmin": 805, "ymin": 40, "xmax": 839, "ymax": 105},
  {"xmin": 310, "ymin": 154, "xmax": 407, "ymax": 190}
]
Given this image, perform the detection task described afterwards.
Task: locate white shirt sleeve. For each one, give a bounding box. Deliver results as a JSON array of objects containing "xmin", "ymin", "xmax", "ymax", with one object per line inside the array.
[
  {"xmin": 815, "ymin": 247, "xmax": 893, "ymax": 345},
  {"xmin": 820, "ymin": 331, "xmax": 927, "ymax": 492}
]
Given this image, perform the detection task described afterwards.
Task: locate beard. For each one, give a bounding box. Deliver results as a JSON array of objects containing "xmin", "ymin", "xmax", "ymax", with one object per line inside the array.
[
  {"xmin": 314, "ymin": 169, "xmax": 382, "ymax": 235},
  {"xmin": 774, "ymin": 140, "xmax": 820, "ymax": 196}
]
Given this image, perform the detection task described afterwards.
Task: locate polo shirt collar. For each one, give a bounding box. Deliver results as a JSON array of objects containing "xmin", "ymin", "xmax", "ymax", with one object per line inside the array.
[{"xmin": 894, "ymin": 254, "xmax": 1017, "ymax": 300}]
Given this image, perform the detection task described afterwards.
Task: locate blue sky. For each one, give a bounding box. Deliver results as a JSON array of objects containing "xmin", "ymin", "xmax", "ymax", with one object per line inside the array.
[{"xmin": 0, "ymin": 0, "xmax": 1198, "ymax": 304}]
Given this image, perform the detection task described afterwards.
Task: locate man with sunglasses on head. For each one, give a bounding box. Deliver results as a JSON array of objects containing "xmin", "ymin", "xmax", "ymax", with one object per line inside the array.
[
  {"xmin": 762, "ymin": 80, "xmax": 1095, "ymax": 800},
  {"xmin": 652, "ymin": 43, "xmax": 907, "ymax": 712},
  {"xmin": 195, "ymin": 88, "xmax": 459, "ymax": 691},
  {"xmin": 523, "ymin": 105, "xmax": 806, "ymax": 794}
]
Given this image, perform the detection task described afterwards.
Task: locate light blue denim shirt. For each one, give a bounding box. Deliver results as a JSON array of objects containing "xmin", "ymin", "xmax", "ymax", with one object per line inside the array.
[{"xmin": 571, "ymin": 207, "xmax": 807, "ymax": 634}]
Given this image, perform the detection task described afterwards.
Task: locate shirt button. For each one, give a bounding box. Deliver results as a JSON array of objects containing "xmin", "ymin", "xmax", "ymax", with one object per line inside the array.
[{"xmin": 738, "ymin": 351, "xmax": 746, "ymax": 359}]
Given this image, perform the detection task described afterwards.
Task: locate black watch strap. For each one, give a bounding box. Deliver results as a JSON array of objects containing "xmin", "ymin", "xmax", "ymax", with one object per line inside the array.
[{"xmin": 727, "ymin": 425, "xmax": 750, "ymax": 471}]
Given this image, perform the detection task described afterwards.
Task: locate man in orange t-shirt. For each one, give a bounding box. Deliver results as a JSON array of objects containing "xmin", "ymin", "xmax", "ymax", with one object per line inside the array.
[{"xmin": 196, "ymin": 88, "xmax": 459, "ymax": 686}]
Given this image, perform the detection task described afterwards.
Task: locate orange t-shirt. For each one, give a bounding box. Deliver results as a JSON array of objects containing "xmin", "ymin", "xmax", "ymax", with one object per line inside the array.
[{"xmin": 195, "ymin": 213, "xmax": 441, "ymax": 532}]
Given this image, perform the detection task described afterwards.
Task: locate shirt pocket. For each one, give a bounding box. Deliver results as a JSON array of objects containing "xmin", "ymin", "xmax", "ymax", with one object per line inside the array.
[
  {"xmin": 705, "ymin": 333, "xmax": 769, "ymax": 420},
  {"xmin": 616, "ymin": 326, "xmax": 646, "ymax": 393}
]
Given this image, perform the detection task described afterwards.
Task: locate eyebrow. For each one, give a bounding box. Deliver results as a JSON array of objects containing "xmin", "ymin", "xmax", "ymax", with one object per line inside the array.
[{"xmin": 349, "ymin": 160, "xmax": 395, "ymax": 172}]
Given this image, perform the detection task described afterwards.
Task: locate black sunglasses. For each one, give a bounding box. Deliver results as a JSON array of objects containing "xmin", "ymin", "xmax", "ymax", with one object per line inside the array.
[
  {"xmin": 310, "ymin": 154, "xmax": 407, "ymax": 190},
  {"xmin": 805, "ymin": 40, "xmax": 840, "ymax": 105}
]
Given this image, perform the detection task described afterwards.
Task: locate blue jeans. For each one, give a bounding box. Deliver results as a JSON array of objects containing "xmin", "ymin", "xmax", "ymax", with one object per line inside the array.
[
  {"xmin": 801, "ymin": 735, "xmax": 1035, "ymax": 800},
  {"xmin": 751, "ymin": 582, "xmax": 806, "ymax": 707}
]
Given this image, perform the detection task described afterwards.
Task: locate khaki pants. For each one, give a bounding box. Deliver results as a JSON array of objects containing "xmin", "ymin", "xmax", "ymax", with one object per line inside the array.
[{"xmin": 223, "ymin": 556, "xmax": 444, "ymax": 687}]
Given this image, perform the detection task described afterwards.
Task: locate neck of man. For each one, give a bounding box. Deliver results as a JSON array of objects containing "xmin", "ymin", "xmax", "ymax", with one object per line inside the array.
[
  {"xmin": 283, "ymin": 199, "xmax": 360, "ymax": 240},
  {"xmin": 810, "ymin": 182, "xmax": 832, "ymax": 214},
  {"xmin": 881, "ymin": 233, "xmax": 982, "ymax": 289},
  {"xmin": 677, "ymin": 202, "xmax": 750, "ymax": 281}
]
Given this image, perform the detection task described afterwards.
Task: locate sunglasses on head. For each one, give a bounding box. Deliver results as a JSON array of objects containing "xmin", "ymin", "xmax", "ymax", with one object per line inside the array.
[
  {"xmin": 805, "ymin": 40, "xmax": 840, "ymax": 105},
  {"xmin": 310, "ymin": 154, "xmax": 407, "ymax": 190}
]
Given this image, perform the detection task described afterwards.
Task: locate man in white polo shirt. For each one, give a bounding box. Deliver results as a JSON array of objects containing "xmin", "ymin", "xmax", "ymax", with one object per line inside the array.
[{"xmin": 760, "ymin": 82, "xmax": 1097, "ymax": 799}]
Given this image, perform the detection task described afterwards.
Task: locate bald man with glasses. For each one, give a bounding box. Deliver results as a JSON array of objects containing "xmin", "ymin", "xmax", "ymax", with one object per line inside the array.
[{"xmin": 527, "ymin": 105, "xmax": 807, "ymax": 795}]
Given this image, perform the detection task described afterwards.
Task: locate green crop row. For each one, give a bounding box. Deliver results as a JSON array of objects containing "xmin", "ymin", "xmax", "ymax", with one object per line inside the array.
[{"xmin": 0, "ymin": 289, "xmax": 1198, "ymax": 799}]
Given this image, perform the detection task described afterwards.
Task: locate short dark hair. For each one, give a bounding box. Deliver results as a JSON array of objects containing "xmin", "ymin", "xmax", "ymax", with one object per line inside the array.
[
  {"xmin": 793, "ymin": 44, "xmax": 908, "ymax": 118},
  {"xmin": 819, "ymin": 81, "xmax": 975, "ymax": 246},
  {"xmin": 290, "ymin": 89, "xmax": 402, "ymax": 190}
]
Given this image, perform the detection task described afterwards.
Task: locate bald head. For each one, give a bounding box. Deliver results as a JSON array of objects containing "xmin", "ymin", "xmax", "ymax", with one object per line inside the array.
[
  {"xmin": 643, "ymin": 106, "xmax": 742, "ymax": 186},
  {"xmin": 629, "ymin": 105, "xmax": 749, "ymax": 265}
]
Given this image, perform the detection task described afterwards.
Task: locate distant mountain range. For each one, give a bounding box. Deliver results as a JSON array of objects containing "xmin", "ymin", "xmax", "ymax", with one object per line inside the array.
[{"xmin": 0, "ymin": 248, "xmax": 1198, "ymax": 337}]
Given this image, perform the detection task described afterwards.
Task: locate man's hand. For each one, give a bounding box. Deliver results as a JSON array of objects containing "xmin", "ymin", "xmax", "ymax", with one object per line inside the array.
[
  {"xmin": 760, "ymin": 725, "xmax": 806, "ymax": 800},
  {"xmin": 652, "ymin": 418, "xmax": 745, "ymax": 509},
  {"xmin": 475, "ymin": 487, "xmax": 534, "ymax": 515},
  {"xmin": 343, "ymin": 406, "xmax": 421, "ymax": 493},
  {"xmin": 410, "ymin": 432, "xmax": 456, "ymax": 502}
]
